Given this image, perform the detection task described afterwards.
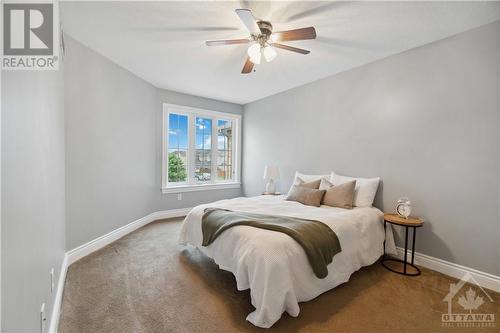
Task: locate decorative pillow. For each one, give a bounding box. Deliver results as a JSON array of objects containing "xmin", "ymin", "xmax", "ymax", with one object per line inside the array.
[
  {"xmin": 288, "ymin": 171, "xmax": 329, "ymax": 196},
  {"xmin": 286, "ymin": 186, "xmax": 326, "ymax": 207},
  {"xmin": 296, "ymin": 177, "xmax": 322, "ymax": 189},
  {"xmin": 291, "ymin": 171, "xmax": 329, "ymax": 185},
  {"xmin": 318, "ymin": 178, "xmax": 334, "ymax": 190},
  {"xmin": 322, "ymin": 180, "xmax": 356, "ymax": 209},
  {"xmin": 330, "ymin": 172, "xmax": 380, "ymax": 207}
]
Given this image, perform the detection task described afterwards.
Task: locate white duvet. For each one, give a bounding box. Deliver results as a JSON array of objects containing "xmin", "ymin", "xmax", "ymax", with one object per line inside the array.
[{"xmin": 179, "ymin": 195, "xmax": 397, "ymax": 328}]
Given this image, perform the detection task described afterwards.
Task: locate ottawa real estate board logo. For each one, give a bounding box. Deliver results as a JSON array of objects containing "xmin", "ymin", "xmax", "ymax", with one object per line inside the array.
[
  {"xmin": 2, "ymin": 2, "xmax": 59, "ymax": 70},
  {"xmin": 441, "ymin": 272, "xmax": 495, "ymax": 328}
]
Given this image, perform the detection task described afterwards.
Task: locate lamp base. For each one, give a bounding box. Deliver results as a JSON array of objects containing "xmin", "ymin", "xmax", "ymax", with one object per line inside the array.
[{"xmin": 265, "ymin": 180, "xmax": 276, "ymax": 194}]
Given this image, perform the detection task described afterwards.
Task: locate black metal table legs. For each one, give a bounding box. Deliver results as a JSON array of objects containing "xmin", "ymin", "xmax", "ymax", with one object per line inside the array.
[{"xmin": 381, "ymin": 222, "xmax": 421, "ymax": 276}]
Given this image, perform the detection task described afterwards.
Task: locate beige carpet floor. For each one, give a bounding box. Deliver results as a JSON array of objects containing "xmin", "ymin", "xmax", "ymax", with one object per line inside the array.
[{"xmin": 59, "ymin": 218, "xmax": 500, "ymax": 333}]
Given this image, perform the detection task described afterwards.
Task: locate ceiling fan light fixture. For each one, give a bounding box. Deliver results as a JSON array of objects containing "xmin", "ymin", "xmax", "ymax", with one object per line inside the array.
[
  {"xmin": 247, "ymin": 43, "xmax": 262, "ymax": 64},
  {"xmin": 205, "ymin": 9, "xmax": 316, "ymax": 74},
  {"xmin": 249, "ymin": 54, "xmax": 261, "ymax": 65},
  {"xmin": 263, "ymin": 45, "xmax": 277, "ymax": 62}
]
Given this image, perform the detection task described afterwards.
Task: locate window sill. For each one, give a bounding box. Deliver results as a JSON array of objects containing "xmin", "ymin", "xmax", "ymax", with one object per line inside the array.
[{"xmin": 161, "ymin": 182, "xmax": 241, "ymax": 194}]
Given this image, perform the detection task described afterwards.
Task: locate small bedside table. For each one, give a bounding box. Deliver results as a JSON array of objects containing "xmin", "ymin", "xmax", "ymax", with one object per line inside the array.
[
  {"xmin": 262, "ymin": 192, "xmax": 281, "ymax": 195},
  {"xmin": 382, "ymin": 213, "xmax": 424, "ymax": 276}
]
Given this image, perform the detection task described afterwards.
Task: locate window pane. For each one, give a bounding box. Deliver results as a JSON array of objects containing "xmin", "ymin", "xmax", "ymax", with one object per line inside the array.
[
  {"xmin": 168, "ymin": 113, "xmax": 188, "ymax": 183},
  {"xmin": 217, "ymin": 119, "xmax": 233, "ymax": 181},
  {"xmin": 195, "ymin": 117, "xmax": 212, "ymax": 182}
]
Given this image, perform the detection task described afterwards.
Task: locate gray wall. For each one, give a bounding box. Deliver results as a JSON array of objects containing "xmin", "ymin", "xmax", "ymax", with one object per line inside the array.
[
  {"xmin": 65, "ymin": 36, "xmax": 243, "ymax": 250},
  {"xmin": 243, "ymin": 21, "xmax": 500, "ymax": 276},
  {"xmin": 1, "ymin": 69, "xmax": 66, "ymax": 331}
]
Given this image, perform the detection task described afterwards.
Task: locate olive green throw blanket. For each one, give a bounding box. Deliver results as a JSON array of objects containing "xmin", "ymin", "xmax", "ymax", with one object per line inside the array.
[{"xmin": 201, "ymin": 208, "xmax": 342, "ymax": 279}]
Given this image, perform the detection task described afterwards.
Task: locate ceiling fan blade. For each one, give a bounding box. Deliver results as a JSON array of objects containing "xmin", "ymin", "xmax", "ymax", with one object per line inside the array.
[
  {"xmin": 271, "ymin": 43, "xmax": 310, "ymax": 55},
  {"xmin": 241, "ymin": 56, "xmax": 254, "ymax": 74},
  {"xmin": 235, "ymin": 9, "xmax": 261, "ymax": 36},
  {"xmin": 271, "ymin": 27, "xmax": 316, "ymax": 42},
  {"xmin": 205, "ymin": 38, "xmax": 251, "ymax": 46}
]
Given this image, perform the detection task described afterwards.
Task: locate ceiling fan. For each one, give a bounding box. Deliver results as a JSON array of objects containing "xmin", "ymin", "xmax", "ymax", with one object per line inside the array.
[{"xmin": 205, "ymin": 9, "xmax": 316, "ymax": 74}]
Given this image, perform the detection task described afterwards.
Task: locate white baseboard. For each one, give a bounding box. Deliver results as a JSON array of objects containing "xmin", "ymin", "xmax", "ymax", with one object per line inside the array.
[
  {"xmin": 49, "ymin": 254, "xmax": 68, "ymax": 333},
  {"xmin": 49, "ymin": 209, "xmax": 499, "ymax": 332},
  {"xmin": 395, "ymin": 247, "xmax": 500, "ymax": 293},
  {"xmin": 149, "ymin": 208, "xmax": 193, "ymax": 222},
  {"xmin": 49, "ymin": 207, "xmax": 192, "ymax": 332},
  {"xmin": 66, "ymin": 207, "xmax": 192, "ymax": 265}
]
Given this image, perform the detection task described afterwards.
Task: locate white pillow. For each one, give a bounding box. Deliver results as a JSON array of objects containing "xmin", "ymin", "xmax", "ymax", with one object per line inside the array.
[
  {"xmin": 288, "ymin": 171, "xmax": 329, "ymax": 196},
  {"xmin": 292, "ymin": 171, "xmax": 329, "ymax": 185},
  {"xmin": 330, "ymin": 172, "xmax": 380, "ymax": 207}
]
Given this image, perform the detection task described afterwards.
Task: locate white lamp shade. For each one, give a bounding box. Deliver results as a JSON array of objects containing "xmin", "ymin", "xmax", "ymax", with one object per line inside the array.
[
  {"xmin": 263, "ymin": 166, "xmax": 280, "ymax": 180},
  {"xmin": 249, "ymin": 53, "xmax": 261, "ymax": 64},
  {"xmin": 247, "ymin": 43, "xmax": 261, "ymax": 64},
  {"xmin": 263, "ymin": 45, "xmax": 277, "ymax": 62}
]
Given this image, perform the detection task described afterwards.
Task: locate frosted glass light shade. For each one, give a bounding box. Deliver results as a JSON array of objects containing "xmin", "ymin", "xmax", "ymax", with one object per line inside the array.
[
  {"xmin": 249, "ymin": 54, "xmax": 261, "ymax": 64},
  {"xmin": 247, "ymin": 43, "xmax": 261, "ymax": 64},
  {"xmin": 263, "ymin": 46, "xmax": 277, "ymax": 62}
]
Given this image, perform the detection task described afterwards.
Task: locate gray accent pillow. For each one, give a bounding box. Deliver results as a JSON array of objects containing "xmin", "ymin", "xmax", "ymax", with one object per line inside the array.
[
  {"xmin": 297, "ymin": 178, "xmax": 322, "ymax": 189},
  {"xmin": 287, "ymin": 177, "xmax": 322, "ymax": 197},
  {"xmin": 286, "ymin": 186, "xmax": 326, "ymax": 207},
  {"xmin": 321, "ymin": 179, "xmax": 357, "ymax": 209}
]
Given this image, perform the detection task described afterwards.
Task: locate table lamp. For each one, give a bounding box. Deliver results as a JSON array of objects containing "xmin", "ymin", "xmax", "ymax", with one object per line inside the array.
[{"xmin": 263, "ymin": 166, "xmax": 280, "ymax": 194}]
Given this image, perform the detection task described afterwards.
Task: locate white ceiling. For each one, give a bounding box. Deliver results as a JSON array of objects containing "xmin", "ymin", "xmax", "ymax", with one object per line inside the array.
[{"xmin": 61, "ymin": 1, "xmax": 500, "ymax": 104}]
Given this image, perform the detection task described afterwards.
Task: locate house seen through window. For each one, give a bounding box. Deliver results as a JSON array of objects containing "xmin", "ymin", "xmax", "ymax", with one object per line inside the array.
[{"xmin": 163, "ymin": 104, "xmax": 240, "ymax": 192}]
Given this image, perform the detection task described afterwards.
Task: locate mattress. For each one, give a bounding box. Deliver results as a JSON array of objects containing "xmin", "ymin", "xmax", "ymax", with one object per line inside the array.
[{"xmin": 179, "ymin": 195, "xmax": 397, "ymax": 328}]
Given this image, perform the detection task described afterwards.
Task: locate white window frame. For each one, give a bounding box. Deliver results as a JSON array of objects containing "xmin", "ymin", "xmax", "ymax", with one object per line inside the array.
[{"xmin": 162, "ymin": 103, "xmax": 241, "ymax": 194}]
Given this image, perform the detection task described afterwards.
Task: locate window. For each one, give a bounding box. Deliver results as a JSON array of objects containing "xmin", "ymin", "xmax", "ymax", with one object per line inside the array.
[
  {"xmin": 162, "ymin": 103, "xmax": 241, "ymax": 193},
  {"xmin": 167, "ymin": 113, "xmax": 188, "ymax": 183},
  {"xmin": 195, "ymin": 117, "xmax": 212, "ymax": 182},
  {"xmin": 217, "ymin": 119, "xmax": 233, "ymax": 182}
]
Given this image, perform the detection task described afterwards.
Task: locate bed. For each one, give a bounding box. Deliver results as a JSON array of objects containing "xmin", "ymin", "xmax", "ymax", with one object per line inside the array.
[{"xmin": 179, "ymin": 194, "xmax": 397, "ymax": 328}]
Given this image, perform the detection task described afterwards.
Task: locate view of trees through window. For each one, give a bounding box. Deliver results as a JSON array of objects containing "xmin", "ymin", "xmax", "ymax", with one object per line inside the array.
[
  {"xmin": 168, "ymin": 153, "xmax": 187, "ymax": 182},
  {"xmin": 168, "ymin": 113, "xmax": 188, "ymax": 182},
  {"xmin": 167, "ymin": 112, "xmax": 235, "ymax": 184}
]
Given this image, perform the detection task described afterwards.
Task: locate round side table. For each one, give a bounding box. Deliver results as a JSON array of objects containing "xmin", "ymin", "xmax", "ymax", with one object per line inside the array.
[{"xmin": 382, "ymin": 213, "xmax": 424, "ymax": 276}]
